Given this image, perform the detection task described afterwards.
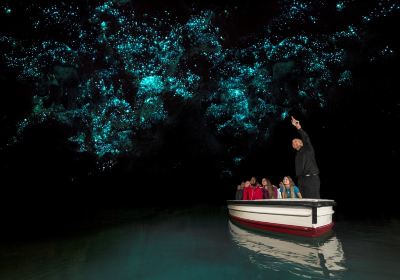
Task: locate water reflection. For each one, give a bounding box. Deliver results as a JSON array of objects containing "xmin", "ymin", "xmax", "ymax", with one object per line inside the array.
[{"xmin": 228, "ymin": 221, "xmax": 346, "ymax": 278}]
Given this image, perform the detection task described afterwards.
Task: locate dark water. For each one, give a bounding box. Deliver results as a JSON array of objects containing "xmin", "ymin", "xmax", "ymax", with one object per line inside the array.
[{"xmin": 1, "ymin": 207, "xmax": 399, "ymax": 280}]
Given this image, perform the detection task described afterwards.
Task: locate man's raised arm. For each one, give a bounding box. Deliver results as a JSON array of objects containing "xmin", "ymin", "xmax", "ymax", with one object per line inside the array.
[{"xmin": 291, "ymin": 116, "xmax": 312, "ymax": 148}]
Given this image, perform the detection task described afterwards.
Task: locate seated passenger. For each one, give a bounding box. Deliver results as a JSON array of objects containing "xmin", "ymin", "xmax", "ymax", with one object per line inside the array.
[
  {"xmin": 250, "ymin": 176, "xmax": 260, "ymax": 188},
  {"xmin": 261, "ymin": 178, "xmax": 281, "ymax": 199},
  {"xmin": 243, "ymin": 178, "xmax": 263, "ymax": 200},
  {"xmin": 279, "ymin": 176, "xmax": 302, "ymax": 199},
  {"xmin": 235, "ymin": 182, "xmax": 245, "ymax": 200}
]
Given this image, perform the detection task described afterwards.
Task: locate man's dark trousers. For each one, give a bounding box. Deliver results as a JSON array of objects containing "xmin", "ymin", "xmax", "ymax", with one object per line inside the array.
[{"xmin": 298, "ymin": 175, "xmax": 320, "ymax": 199}]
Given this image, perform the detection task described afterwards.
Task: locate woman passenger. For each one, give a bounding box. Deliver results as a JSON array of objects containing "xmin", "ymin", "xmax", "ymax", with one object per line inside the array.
[
  {"xmin": 261, "ymin": 178, "xmax": 281, "ymax": 199},
  {"xmin": 280, "ymin": 176, "xmax": 302, "ymax": 199}
]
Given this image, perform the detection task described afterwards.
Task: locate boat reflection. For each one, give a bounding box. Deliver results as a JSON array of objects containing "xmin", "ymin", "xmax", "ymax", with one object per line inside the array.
[{"xmin": 228, "ymin": 221, "xmax": 346, "ymax": 278}]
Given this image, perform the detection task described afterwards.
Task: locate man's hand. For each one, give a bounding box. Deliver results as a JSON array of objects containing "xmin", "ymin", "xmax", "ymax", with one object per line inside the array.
[{"xmin": 291, "ymin": 116, "xmax": 301, "ymax": 129}]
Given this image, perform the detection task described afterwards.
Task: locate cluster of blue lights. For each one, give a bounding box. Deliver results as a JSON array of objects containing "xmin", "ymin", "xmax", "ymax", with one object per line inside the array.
[{"xmin": 0, "ymin": 0, "xmax": 397, "ymax": 170}]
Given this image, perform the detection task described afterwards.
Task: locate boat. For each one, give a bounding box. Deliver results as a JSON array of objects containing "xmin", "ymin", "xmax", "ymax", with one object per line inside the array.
[
  {"xmin": 228, "ymin": 221, "xmax": 346, "ymax": 277},
  {"xmin": 227, "ymin": 199, "xmax": 335, "ymax": 237}
]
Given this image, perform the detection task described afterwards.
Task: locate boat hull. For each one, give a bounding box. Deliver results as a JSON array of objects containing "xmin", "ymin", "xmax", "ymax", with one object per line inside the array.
[{"xmin": 227, "ymin": 199, "xmax": 335, "ymax": 237}]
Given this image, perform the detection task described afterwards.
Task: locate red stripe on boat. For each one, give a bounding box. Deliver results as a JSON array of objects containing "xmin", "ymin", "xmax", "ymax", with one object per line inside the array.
[{"xmin": 229, "ymin": 214, "xmax": 333, "ymax": 237}]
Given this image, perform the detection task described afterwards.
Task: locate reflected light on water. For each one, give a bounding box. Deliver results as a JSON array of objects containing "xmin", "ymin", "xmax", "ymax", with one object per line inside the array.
[{"xmin": 228, "ymin": 221, "xmax": 346, "ymax": 278}]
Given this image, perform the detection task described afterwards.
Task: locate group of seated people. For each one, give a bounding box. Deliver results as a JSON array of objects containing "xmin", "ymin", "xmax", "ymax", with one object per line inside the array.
[{"xmin": 235, "ymin": 176, "xmax": 302, "ymax": 200}]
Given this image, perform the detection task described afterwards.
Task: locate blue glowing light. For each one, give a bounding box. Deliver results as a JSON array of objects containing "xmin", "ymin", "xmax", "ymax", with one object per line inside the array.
[{"xmin": 1, "ymin": 0, "xmax": 396, "ymax": 166}]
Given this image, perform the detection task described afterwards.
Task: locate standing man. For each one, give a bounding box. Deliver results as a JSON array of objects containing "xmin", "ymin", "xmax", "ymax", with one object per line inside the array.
[{"xmin": 290, "ymin": 116, "xmax": 320, "ymax": 198}]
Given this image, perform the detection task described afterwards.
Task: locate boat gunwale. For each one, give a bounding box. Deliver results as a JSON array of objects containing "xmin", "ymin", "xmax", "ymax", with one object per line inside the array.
[{"xmin": 227, "ymin": 199, "xmax": 336, "ymax": 208}]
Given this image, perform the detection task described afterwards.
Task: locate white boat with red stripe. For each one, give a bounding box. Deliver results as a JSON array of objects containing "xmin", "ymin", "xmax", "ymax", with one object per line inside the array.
[{"xmin": 227, "ymin": 199, "xmax": 335, "ymax": 237}]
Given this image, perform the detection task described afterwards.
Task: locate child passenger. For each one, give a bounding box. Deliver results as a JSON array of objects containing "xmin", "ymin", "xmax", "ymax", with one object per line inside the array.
[{"xmin": 235, "ymin": 182, "xmax": 245, "ymax": 200}]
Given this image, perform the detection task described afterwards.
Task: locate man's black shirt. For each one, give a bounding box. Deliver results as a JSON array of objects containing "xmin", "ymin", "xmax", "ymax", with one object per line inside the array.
[{"xmin": 295, "ymin": 129, "xmax": 320, "ymax": 177}]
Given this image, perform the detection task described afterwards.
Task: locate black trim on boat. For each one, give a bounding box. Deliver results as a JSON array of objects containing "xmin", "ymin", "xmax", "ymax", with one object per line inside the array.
[
  {"xmin": 227, "ymin": 199, "xmax": 336, "ymax": 208},
  {"xmin": 312, "ymin": 207, "xmax": 317, "ymax": 224}
]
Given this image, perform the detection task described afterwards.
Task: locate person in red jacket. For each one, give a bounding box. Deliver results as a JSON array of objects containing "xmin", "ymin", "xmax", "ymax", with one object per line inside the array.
[{"xmin": 243, "ymin": 177, "xmax": 264, "ymax": 200}]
